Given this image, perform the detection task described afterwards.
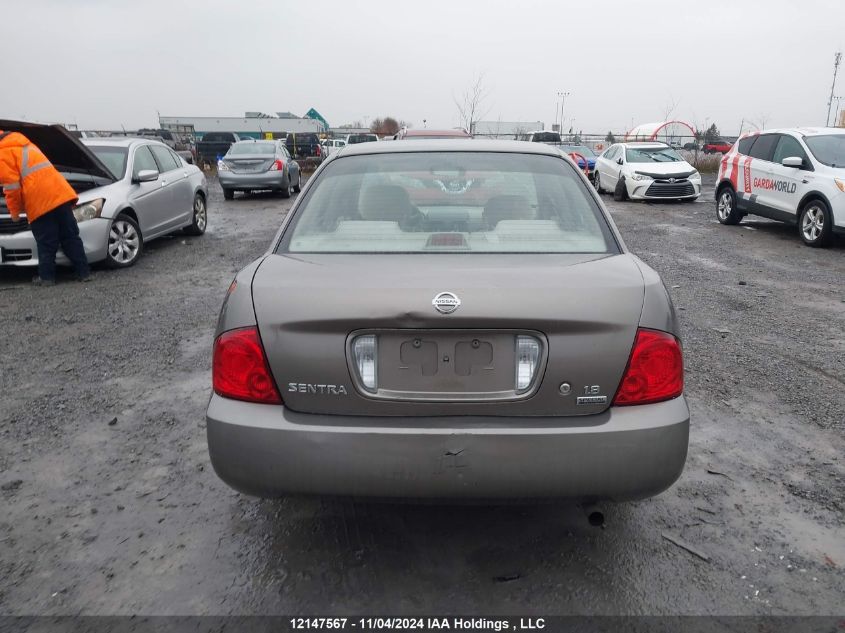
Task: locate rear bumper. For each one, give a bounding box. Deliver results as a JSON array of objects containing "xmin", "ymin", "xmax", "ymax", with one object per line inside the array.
[
  {"xmin": 218, "ymin": 171, "xmax": 286, "ymax": 190},
  {"xmin": 0, "ymin": 218, "xmax": 109, "ymax": 266},
  {"xmin": 206, "ymin": 394, "xmax": 690, "ymax": 501}
]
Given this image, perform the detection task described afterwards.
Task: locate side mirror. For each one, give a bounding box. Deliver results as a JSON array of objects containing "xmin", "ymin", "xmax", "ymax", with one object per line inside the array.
[
  {"xmin": 134, "ymin": 169, "xmax": 159, "ymax": 183},
  {"xmin": 616, "ymin": 157, "xmax": 624, "ymax": 165},
  {"xmin": 781, "ymin": 156, "xmax": 803, "ymax": 168}
]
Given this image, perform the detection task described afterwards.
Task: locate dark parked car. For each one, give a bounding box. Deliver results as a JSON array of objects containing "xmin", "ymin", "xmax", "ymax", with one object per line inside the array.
[
  {"xmin": 197, "ymin": 132, "xmax": 245, "ymax": 168},
  {"xmin": 206, "ymin": 140, "xmax": 689, "ymax": 501},
  {"xmin": 285, "ymin": 132, "xmax": 322, "ymax": 160},
  {"xmin": 135, "ymin": 128, "xmax": 194, "ymax": 164}
]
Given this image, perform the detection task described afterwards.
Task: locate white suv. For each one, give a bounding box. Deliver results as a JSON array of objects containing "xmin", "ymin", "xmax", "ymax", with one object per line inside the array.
[{"xmin": 715, "ymin": 127, "xmax": 845, "ymax": 247}]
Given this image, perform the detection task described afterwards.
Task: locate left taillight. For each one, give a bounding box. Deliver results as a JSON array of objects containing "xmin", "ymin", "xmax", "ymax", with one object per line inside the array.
[
  {"xmin": 613, "ymin": 328, "xmax": 683, "ymax": 406},
  {"xmin": 269, "ymin": 159, "xmax": 284, "ymax": 171},
  {"xmin": 212, "ymin": 326, "xmax": 282, "ymax": 404}
]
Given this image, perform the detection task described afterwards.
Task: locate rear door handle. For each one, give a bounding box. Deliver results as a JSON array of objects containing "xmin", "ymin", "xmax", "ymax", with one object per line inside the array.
[{"xmin": 161, "ymin": 180, "xmax": 167, "ymax": 186}]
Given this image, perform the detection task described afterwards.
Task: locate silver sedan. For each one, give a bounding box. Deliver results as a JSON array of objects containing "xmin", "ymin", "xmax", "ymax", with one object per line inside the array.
[{"xmin": 0, "ymin": 121, "xmax": 208, "ymax": 269}]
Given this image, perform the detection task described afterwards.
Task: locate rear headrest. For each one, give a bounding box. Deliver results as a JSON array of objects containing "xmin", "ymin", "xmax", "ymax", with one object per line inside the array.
[
  {"xmin": 359, "ymin": 185, "xmax": 414, "ymax": 222},
  {"xmin": 483, "ymin": 195, "xmax": 534, "ymax": 228}
]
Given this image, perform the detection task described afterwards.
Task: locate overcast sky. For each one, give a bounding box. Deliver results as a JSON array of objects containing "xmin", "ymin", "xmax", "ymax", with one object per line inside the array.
[{"xmin": 3, "ymin": 0, "xmax": 844, "ymax": 135}]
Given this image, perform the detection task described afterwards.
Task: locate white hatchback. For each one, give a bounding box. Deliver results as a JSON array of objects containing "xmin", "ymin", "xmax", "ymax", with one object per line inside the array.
[
  {"xmin": 594, "ymin": 142, "xmax": 701, "ymax": 202},
  {"xmin": 715, "ymin": 127, "xmax": 845, "ymax": 247}
]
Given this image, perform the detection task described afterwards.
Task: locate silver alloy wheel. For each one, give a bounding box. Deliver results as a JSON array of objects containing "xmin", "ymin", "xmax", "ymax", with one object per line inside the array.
[
  {"xmin": 717, "ymin": 191, "xmax": 732, "ymax": 220},
  {"xmin": 801, "ymin": 205, "xmax": 824, "ymax": 242},
  {"xmin": 194, "ymin": 195, "xmax": 207, "ymax": 231},
  {"xmin": 108, "ymin": 220, "xmax": 140, "ymax": 264}
]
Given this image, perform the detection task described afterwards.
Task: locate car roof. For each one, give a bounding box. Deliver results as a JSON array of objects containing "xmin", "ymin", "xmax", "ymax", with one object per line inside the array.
[
  {"xmin": 747, "ymin": 127, "xmax": 845, "ymax": 137},
  {"xmin": 337, "ymin": 138, "xmax": 568, "ymax": 158},
  {"xmin": 619, "ymin": 142, "xmax": 670, "ymax": 148},
  {"xmin": 82, "ymin": 137, "xmax": 165, "ymax": 148},
  {"xmin": 402, "ymin": 129, "xmax": 470, "ymax": 137}
]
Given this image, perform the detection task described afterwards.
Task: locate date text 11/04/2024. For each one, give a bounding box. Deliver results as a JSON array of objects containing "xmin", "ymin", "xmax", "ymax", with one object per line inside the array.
[{"xmin": 289, "ymin": 617, "xmax": 547, "ymax": 631}]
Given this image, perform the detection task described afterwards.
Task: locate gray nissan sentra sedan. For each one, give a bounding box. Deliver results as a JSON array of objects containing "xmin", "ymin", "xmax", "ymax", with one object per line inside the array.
[{"xmin": 206, "ymin": 140, "xmax": 689, "ymax": 501}]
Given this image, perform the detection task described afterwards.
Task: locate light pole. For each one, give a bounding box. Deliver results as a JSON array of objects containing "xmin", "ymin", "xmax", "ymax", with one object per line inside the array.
[
  {"xmin": 554, "ymin": 97, "xmax": 560, "ymax": 132},
  {"xmin": 557, "ymin": 91, "xmax": 569, "ymax": 133},
  {"xmin": 833, "ymin": 96, "xmax": 844, "ymax": 127}
]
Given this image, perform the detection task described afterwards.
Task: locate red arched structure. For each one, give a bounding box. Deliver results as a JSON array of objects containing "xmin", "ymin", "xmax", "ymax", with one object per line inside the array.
[{"xmin": 625, "ymin": 120, "xmax": 696, "ymax": 144}]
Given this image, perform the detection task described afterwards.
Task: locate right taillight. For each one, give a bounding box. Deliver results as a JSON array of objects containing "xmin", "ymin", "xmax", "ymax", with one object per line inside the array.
[
  {"xmin": 212, "ymin": 326, "xmax": 282, "ymax": 404},
  {"xmin": 613, "ymin": 328, "xmax": 683, "ymax": 406}
]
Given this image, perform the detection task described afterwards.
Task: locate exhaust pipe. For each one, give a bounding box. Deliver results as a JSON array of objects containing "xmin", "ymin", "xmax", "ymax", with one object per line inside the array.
[{"xmin": 582, "ymin": 504, "xmax": 605, "ymax": 527}]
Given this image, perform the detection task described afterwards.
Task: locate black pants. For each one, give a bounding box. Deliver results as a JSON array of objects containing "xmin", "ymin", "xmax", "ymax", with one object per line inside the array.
[{"xmin": 29, "ymin": 202, "xmax": 90, "ymax": 281}]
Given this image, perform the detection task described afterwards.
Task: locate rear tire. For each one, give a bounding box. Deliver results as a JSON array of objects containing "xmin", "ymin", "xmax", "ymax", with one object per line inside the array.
[
  {"xmin": 798, "ymin": 199, "xmax": 833, "ymax": 247},
  {"xmin": 223, "ymin": 188, "xmax": 234, "ymax": 200},
  {"xmin": 280, "ymin": 175, "xmax": 291, "ymax": 198},
  {"xmin": 613, "ymin": 177, "xmax": 628, "ymax": 201},
  {"xmin": 293, "ymin": 171, "xmax": 302, "ymax": 193},
  {"xmin": 716, "ymin": 187, "xmax": 742, "ymax": 225},
  {"xmin": 106, "ymin": 214, "xmax": 143, "ymax": 268},
  {"xmin": 184, "ymin": 193, "xmax": 207, "ymax": 236}
]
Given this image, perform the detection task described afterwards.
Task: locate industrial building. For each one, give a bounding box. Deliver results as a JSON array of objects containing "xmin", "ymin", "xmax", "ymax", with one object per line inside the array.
[
  {"xmin": 158, "ymin": 111, "xmax": 325, "ymax": 139},
  {"xmin": 473, "ymin": 121, "xmax": 545, "ymax": 138}
]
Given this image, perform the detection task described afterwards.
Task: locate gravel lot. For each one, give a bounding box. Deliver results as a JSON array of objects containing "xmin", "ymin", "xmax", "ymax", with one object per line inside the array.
[{"xmin": 0, "ymin": 175, "xmax": 843, "ymax": 615}]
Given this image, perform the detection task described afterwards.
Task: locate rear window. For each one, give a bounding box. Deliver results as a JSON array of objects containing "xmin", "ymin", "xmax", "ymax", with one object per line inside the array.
[
  {"xmin": 280, "ymin": 152, "xmax": 617, "ymax": 254},
  {"xmin": 202, "ymin": 133, "xmax": 235, "ymax": 142},
  {"xmin": 531, "ymin": 132, "xmax": 561, "ymax": 143},
  {"xmin": 347, "ymin": 134, "xmax": 378, "ymax": 144},
  {"xmin": 288, "ymin": 134, "xmax": 318, "ymax": 141},
  {"xmin": 737, "ymin": 137, "xmax": 755, "ymax": 155},
  {"xmin": 748, "ymin": 134, "xmax": 778, "ymax": 161},
  {"xmin": 228, "ymin": 142, "xmax": 276, "ymax": 155}
]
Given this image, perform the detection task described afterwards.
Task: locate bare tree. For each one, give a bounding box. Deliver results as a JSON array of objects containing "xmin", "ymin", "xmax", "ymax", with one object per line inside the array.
[
  {"xmin": 662, "ymin": 94, "xmax": 680, "ymax": 121},
  {"xmin": 750, "ymin": 113, "xmax": 770, "ymax": 131},
  {"xmin": 512, "ymin": 125, "xmax": 529, "ymax": 141},
  {"xmin": 370, "ymin": 117, "xmax": 404, "ymax": 136},
  {"xmin": 454, "ymin": 73, "xmax": 491, "ymax": 135}
]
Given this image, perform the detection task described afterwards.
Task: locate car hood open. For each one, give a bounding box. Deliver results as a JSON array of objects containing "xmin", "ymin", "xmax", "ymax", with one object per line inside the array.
[{"xmin": 0, "ymin": 119, "xmax": 115, "ymax": 182}]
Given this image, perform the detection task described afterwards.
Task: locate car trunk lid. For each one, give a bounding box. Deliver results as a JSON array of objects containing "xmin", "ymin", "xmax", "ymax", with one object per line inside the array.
[
  {"xmin": 252, "ymin": 253, "xmax": 645, "ymax": 419},
  {"xmin": 223, "ymin": 154, "xmax": 276, "ymax": 174}
]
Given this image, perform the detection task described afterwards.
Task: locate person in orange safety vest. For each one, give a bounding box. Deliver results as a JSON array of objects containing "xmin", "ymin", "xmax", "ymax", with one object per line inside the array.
[{"xmin": 0, "ymin": 130, "xmax": 91, "ymax": 285}]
